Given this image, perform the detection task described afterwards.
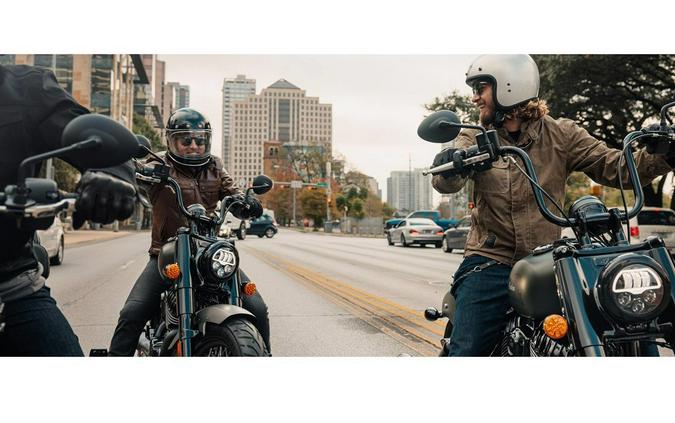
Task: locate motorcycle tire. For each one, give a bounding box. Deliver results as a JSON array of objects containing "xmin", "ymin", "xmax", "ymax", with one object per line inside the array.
[{"xmin": 193, "ymin": 319, "xmax": 268, "ymax": 357}]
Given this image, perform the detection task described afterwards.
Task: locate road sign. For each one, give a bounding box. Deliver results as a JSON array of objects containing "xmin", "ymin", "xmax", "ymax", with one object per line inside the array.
[
  {"xmin": 290, "ymin": 180, "xmax": 303, "ymax": 189},
  {"xmin": 316, "ymin": 182, "xmax": 328, "ymax": 188}
]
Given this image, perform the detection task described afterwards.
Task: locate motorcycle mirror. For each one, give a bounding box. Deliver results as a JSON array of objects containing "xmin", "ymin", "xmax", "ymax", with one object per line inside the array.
[
  {"xmin": 417, "ymin": 110, "xmax": 462, "ymax": 143},
  {"xmin": 251, "ymin": 175, "xmax": 274, "ymax": 195},
  {"xmin": 61, "ymin": 114, "xmax": 140, "ymax": 169},
  {"xmin": 134, "ymin": 135, "xmax": 152, "ymax": 159}
]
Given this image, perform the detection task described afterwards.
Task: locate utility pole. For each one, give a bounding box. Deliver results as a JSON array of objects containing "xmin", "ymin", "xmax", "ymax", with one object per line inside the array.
[
  {"xmin": 326, "ymin": 161, "xmax": 332, "ymax": 223},
  {"xmin": 408, "ymin": 154, "xmax": 412, "ymax": 212}
]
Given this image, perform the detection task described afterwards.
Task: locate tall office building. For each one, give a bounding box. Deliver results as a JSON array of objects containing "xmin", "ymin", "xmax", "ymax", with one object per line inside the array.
[
  {"xmin": 230, "ymin": 79, "xmax": 333, "ymax": 187},
  {"xmin": 222, "ymin": 75, "xmax": 256, "ymax": 170},
  {"xmin": 386, "ymin": 169, "xmax": 433, "ymax": 212}
]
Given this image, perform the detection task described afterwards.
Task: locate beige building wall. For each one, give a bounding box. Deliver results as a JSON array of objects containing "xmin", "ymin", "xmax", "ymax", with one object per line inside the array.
[
  {"xmin": 13, "ymin": 54, "xmax": 34, "ymax": 65},
  {"xmin": 231, "ymin": 79, "xmax": 333, "ymax": 187},
  {"xmin": 71, "ymin": 55, "xmax": 92, "ymax": 109}
]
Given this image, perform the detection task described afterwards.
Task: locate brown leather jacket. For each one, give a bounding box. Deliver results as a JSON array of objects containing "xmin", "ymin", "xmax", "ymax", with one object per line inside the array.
[
  {"xmin": 144, "ymin": 153, "xmax": 241, "ymax": 255},
  {"xmin": 432, "ymin": 115, "xmax": 673, "ymax": 266}
]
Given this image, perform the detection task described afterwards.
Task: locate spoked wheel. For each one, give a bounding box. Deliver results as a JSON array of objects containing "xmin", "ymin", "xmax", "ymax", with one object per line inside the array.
[{"xmin": 193, "ymin": 318, "xmax": 267, "ymax": 357}]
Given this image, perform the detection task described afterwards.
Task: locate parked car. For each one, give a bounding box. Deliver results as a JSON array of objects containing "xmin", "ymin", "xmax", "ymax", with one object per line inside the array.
[
  {"xmin": 442, "ymin": 216, "xmax": 471, "ymax": 253},
  {"xmin": 249, "ymin": 212, "xmax": 278, "ymax": 238},
  {"xmin": 218, "ymin": 210, "xmax": 251, "ymax": 240},
  {"xmin": 388, "ymin": 218, "xmax": 444, "ymax": 248},
  {"xmin": 36, "ymin": 217, "xmax": 65, "ymax": 265},
  {"xmin": 636, "ymin": 206, "xmax": 675, "ymax": 254}
]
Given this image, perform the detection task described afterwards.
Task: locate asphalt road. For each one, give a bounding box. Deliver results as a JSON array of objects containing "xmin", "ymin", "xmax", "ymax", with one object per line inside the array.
[{"xmin": 48, "ymin": 229, "xmax": 463, "ymax": 356}]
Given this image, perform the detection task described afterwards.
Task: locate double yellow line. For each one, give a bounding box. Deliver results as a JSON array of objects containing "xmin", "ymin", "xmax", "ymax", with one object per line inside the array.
[{"xmin": 250, "ymin": 249, "xmax": 447, "ymax": 356}]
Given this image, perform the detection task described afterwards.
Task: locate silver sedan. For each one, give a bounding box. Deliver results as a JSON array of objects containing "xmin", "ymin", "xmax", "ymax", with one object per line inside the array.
[{"xmin": 388, "ymin": 218, "xmax": 444, "ymax": 248}]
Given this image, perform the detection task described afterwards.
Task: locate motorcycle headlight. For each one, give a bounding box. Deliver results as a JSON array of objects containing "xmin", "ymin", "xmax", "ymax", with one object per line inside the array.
[
  {"xmin": 199, "ymin": 241, "xmax": 239, "ymax": 282},
  {"xmin": 596, "ymin": 254, "xmax": 671, "ymax": 324}
]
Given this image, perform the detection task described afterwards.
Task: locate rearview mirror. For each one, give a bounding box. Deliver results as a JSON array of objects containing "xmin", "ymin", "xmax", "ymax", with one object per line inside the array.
[
  {"xmin": 134, "ymin": 135, "xmax": 152, "ymax": 159},
  {"xmin": 61, "ymin": 114, "xmax": 140, "ymax": 169},
  {"xmin": 417, "ymin": 110, "xmax": 462, "ymax": 143},
  {"xmin": 251, "ymin": 175, "xmax": 274, "ymax": 195}
]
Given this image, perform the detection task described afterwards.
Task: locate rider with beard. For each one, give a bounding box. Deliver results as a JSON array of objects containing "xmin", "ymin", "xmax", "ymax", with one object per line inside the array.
[
  {"xmin": 108, "ymin": 108, "xmax": 271, "ymax": 356},
  {"xmin": 0, "ymin": 64, "xmax": 137, "ymax": 356},
  {"xmin": 431, "ymin": 54, "xmax": 675, "ymax": 356}
]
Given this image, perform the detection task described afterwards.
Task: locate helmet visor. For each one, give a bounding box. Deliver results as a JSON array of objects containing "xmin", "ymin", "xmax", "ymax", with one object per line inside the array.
[{"xmin": 167, "ymin": 130, "xmax": 212, "ymax": 162}]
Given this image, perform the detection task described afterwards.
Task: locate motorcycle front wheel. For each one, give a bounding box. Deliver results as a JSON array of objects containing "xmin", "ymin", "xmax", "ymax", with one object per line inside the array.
[{"xmin": 193, "ymin": 318, "xmax": 268, "ymax": 357}]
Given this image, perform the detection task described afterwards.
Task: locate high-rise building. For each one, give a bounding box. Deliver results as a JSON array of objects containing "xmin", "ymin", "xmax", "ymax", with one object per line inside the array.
[
  {"xmin": 222, "ymin": 75, "xmax": 256, "ymax": 170},
  {"xmin": 176, "ymin": 84, "xmax": 190, "ymax": 108},
  {"xmin": 230, "ymin": 78, "xmax": 333, "ymax": 187},
  {"xmin": 387, "ymin": 169, "xmax": 433, "ymax": 212},
  {"xmin": 0, "ymin": 54, "xmax": 149, "ymax": 130}
]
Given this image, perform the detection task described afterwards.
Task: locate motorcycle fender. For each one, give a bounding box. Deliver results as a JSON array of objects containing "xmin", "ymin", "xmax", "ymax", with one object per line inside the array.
[
  {"xmin": 194, "ymin": 304, "xmax": 256, "ymax": 335},
  {"xmin": 441, "ymin": 289, "xmax": 456, "ymax": 324}
]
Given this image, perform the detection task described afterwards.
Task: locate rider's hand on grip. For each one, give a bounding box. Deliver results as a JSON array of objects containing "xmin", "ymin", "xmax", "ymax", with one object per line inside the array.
[
  {"xmin": 432, "ymin": 148, "xmax": 461, "ymax": 178},
  {"xmin": 73, "ymin": 171, "xmax": 137, "ymax": 229}
]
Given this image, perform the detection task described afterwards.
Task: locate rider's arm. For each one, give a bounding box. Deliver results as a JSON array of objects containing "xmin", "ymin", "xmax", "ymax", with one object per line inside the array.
[
  {"xmin": 431, "ymin": 129, "xmax": 478, "ymax": 194},
  {"xmin": 214, "ymin": 157, "xmax": 243, "ymax": 198},
  {"xmin": 563, "ymin": 118, "xmax": 673, "ymax": 188}
]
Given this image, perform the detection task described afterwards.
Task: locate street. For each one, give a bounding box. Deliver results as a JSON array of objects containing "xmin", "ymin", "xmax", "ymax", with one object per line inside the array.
[{"xmin": 48, "ymin": 229, "xmax": 462, "ymax": 356}]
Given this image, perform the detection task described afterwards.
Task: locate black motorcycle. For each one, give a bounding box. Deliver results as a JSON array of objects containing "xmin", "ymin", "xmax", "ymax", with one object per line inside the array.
[
  {"xmin": 420, "ymin": 102, "xmax": 675, "ymax": 357},
  {"xmin": 134, "ymin": 146, "xmax": 273, "ymax": 357}
]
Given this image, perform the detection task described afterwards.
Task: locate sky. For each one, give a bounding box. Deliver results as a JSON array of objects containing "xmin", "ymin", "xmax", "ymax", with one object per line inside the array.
[{"xmin": 160, "ymin": 55, "xmax": 476, "ymax": 204}]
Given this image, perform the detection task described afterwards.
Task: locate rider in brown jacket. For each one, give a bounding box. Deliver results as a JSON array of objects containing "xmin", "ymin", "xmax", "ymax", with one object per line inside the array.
[
  {"xmin": 431, "ymin": 55, "xmax": 675, "ymax": 356},
  {"xmin": 108, "ymin": 108, "xmax": 270, "ymax": 356}
]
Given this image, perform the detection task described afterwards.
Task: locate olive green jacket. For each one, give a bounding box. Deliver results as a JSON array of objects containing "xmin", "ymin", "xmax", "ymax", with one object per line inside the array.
[{"xmin": 432, "ymin": 115, "xmax": 672, "ymax": 265}]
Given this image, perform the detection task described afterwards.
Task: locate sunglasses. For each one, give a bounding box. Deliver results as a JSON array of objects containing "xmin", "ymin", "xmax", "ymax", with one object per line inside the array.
[
  {"xmin": 471, "ymin": 82, "xmax": 490, "ymax": 96},
  {"xmin": 174, "ymin": 134, "xmax": 209, "ymax": 147}
]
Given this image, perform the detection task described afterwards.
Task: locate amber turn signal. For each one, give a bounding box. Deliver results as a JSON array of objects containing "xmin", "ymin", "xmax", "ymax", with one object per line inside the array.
[
  {"xmin": 243, "ymin": 282, "xmax": 257, "ymax": 296},
  {"xmin": 543, "ymin": 314, "xmax": 568, "ymax": 340},
  {"xmin": 164, "ymin": 263, "xmax": 180, "ymax": 280}
]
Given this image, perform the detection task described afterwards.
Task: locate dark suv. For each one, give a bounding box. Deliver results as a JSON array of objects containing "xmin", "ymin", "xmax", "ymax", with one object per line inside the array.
[{"xmin": 249, "ymin": 213, "xmax": 278, "ymax": 238}]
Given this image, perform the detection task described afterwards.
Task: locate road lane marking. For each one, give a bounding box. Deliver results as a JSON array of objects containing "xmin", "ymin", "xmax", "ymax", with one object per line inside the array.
[{"xmin": 247, "ymin": 248, "xmax": 447, "ymax": 356}]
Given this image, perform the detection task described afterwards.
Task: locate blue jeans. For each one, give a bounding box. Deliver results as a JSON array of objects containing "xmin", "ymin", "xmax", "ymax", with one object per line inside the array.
[
  {"xmin": 448, "ymin": 255, "xmax": 512, "ymax": 356},
  {"xmin": 0, "ymin": 286, "xmax": 83, "ymax": 356}
]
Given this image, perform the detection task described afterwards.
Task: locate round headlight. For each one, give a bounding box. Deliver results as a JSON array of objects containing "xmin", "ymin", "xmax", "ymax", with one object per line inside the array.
[
  {"xmin": 596, "ymin": 254, "xmax": 671, "ymax": 324},
  {"xmin": 199, "ymin": 241, "xmax": 239, "ymax": 283}
]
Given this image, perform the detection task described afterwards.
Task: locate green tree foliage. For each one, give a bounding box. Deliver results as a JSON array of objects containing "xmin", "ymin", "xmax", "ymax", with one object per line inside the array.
[
  {"xmin": 133, "ymin": 113, "xmax": 163, "ymax": 152},
  {"xmin": 284, "ymin": 145, "xmax": 330, "ymax": 183},
  {"xmin": 266, "ymin": 186, "xmax": 292, "ymax": 226},
  {"xmin": 425, "ymin": 89, "xmax": 479, "ymax": 123},
  {"xmin": 300, "ymin": 188, "xmax": 327, "ymax": 228}
]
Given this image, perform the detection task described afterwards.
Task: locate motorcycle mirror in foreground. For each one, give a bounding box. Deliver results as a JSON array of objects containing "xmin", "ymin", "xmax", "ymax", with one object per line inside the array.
[
  {"xmin": 250, "ymin": 175, "xmax": 274, "ymax": 195},
  {"xmin": 417, "ymin": 110, "xmax": 463, "ymax": 143},
  {"xmin": 61, "ymin": 114, "xmax": 140, "ymax": 169}
]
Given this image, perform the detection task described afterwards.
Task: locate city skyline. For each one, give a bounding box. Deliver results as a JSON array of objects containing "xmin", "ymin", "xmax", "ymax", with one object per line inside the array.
[{"xmin": 160, "ymin": 55, "xmax": 475, "ymax": 205}]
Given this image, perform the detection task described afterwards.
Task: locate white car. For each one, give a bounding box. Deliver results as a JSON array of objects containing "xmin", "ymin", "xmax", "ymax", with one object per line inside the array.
[
  {"xmin": 36, "ymin": 217, "xmax": 65, "ymax": 265},
  {"xmin": 219, "ymin": 211, "xmax": 251, "ymax": 240}
]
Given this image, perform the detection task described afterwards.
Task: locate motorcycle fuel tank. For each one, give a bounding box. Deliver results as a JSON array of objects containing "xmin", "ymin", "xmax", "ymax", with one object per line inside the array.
[{"xmin": 508, "ymin": 247, "xmax": 562, "ymax": 320}]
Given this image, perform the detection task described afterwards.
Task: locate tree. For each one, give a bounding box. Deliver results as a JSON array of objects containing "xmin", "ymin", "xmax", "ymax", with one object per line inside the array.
[
  {"xmin": 133, "ymin": 113, "xmax": 163, "ymax": 152},
  {"xmin": 300, "ymin": 188, "xmax": 327, "ymax": 228},
  {"xmin": 265, "ymin": 186, "xmax": 292, "ymax": 226},
  {"xmin": 284, "ymin": 144, "xmax": 330, "ymax": 183},
  {"xmin": 425, "ymin": 89, "xmax": 479, "ymax": 124}
]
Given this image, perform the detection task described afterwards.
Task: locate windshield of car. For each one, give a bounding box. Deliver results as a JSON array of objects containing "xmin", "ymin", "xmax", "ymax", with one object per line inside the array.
[
  {"xmin": 638, "ymin": 210, "xmax": 675, "ymax": 226},
  {"xmin": 411, "ymin": 212, "xmax": 435, "ymax": 219},
  {"xmin": 408, "ymin": 218, "xmax": 436, "ymax": 226}
]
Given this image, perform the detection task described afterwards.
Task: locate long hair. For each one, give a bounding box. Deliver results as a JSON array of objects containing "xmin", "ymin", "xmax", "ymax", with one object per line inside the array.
[{"xmin": 505, "ymin": 99, "xmax": 549, "ymax": 122}]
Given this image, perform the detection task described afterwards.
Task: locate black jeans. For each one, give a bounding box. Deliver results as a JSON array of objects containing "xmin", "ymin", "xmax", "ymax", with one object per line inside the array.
[
  {"xmin": 109, "ymin": 256, "xmax": 271, "ymax": 356},
  {"xmin": 0, "ymin": 286, "xmax": 83, "ymax": 356}
]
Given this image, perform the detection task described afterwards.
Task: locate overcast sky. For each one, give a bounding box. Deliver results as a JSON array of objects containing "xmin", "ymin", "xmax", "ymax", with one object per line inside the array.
[{"xmin": 159, "ymin": 55, "xmax": 476, "ymax": 203}]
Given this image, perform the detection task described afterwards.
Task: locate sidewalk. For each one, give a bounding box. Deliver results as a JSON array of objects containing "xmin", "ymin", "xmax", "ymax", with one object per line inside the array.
[{"xmin": 64, "ymin": 229, "xmax": 139, "ymax": 247}]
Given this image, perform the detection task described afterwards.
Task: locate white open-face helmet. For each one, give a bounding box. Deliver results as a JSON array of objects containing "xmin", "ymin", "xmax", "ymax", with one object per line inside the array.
[{"xmin": 465, "ymin": 54, "xmax": 540, "ymax": 112}]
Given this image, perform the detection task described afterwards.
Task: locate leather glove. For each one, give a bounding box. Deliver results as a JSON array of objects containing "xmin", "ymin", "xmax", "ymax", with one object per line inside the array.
[
  {"xmin": 244, "ymin": 196, "xmax": 263, "ymax": 219},
  {"xmin": 73, "ymin": 171, "xmax": 137, "ymax": 229},
  {"xmin": 227, "ymin": 195, "xmax": 263, "ymax": 220},
  {"xmin": 431, "ymin": 148, "xmax": 461, "ymax": 178}
]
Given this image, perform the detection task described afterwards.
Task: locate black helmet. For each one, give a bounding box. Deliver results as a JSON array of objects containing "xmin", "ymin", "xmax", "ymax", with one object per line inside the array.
[{"xmin": 165, "ymin": 108, "xmax": 212, "ymax": 167}]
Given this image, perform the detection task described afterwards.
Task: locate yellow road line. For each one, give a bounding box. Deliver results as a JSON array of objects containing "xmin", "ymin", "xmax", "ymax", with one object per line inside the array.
[{"xmin": 247, "ymin": 248, "xmax": 447, "ymax": 355}]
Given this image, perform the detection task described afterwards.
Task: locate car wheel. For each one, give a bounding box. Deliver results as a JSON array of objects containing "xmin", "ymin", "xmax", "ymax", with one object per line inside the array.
[
  {"xmin": 400, "ymin": 234, "xmax": 409, "ymax": 247},
  {"xmin": 236, "ymin": 223, "xmax": 246, "ymax": 240},
  {"xmin": 50, "ymin": 237, "xmax": 64, "ymax": 265},
  {"xmin": 387, "ymin": 233, "xmax": 394, "ymax": 246},
  {"xmin": 442, "ymin": 237, "xmax": 453, "ymax": 253},
  {"xmin": 265, "ymin": 228, "xmax": 276, "ymax": 238}
]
